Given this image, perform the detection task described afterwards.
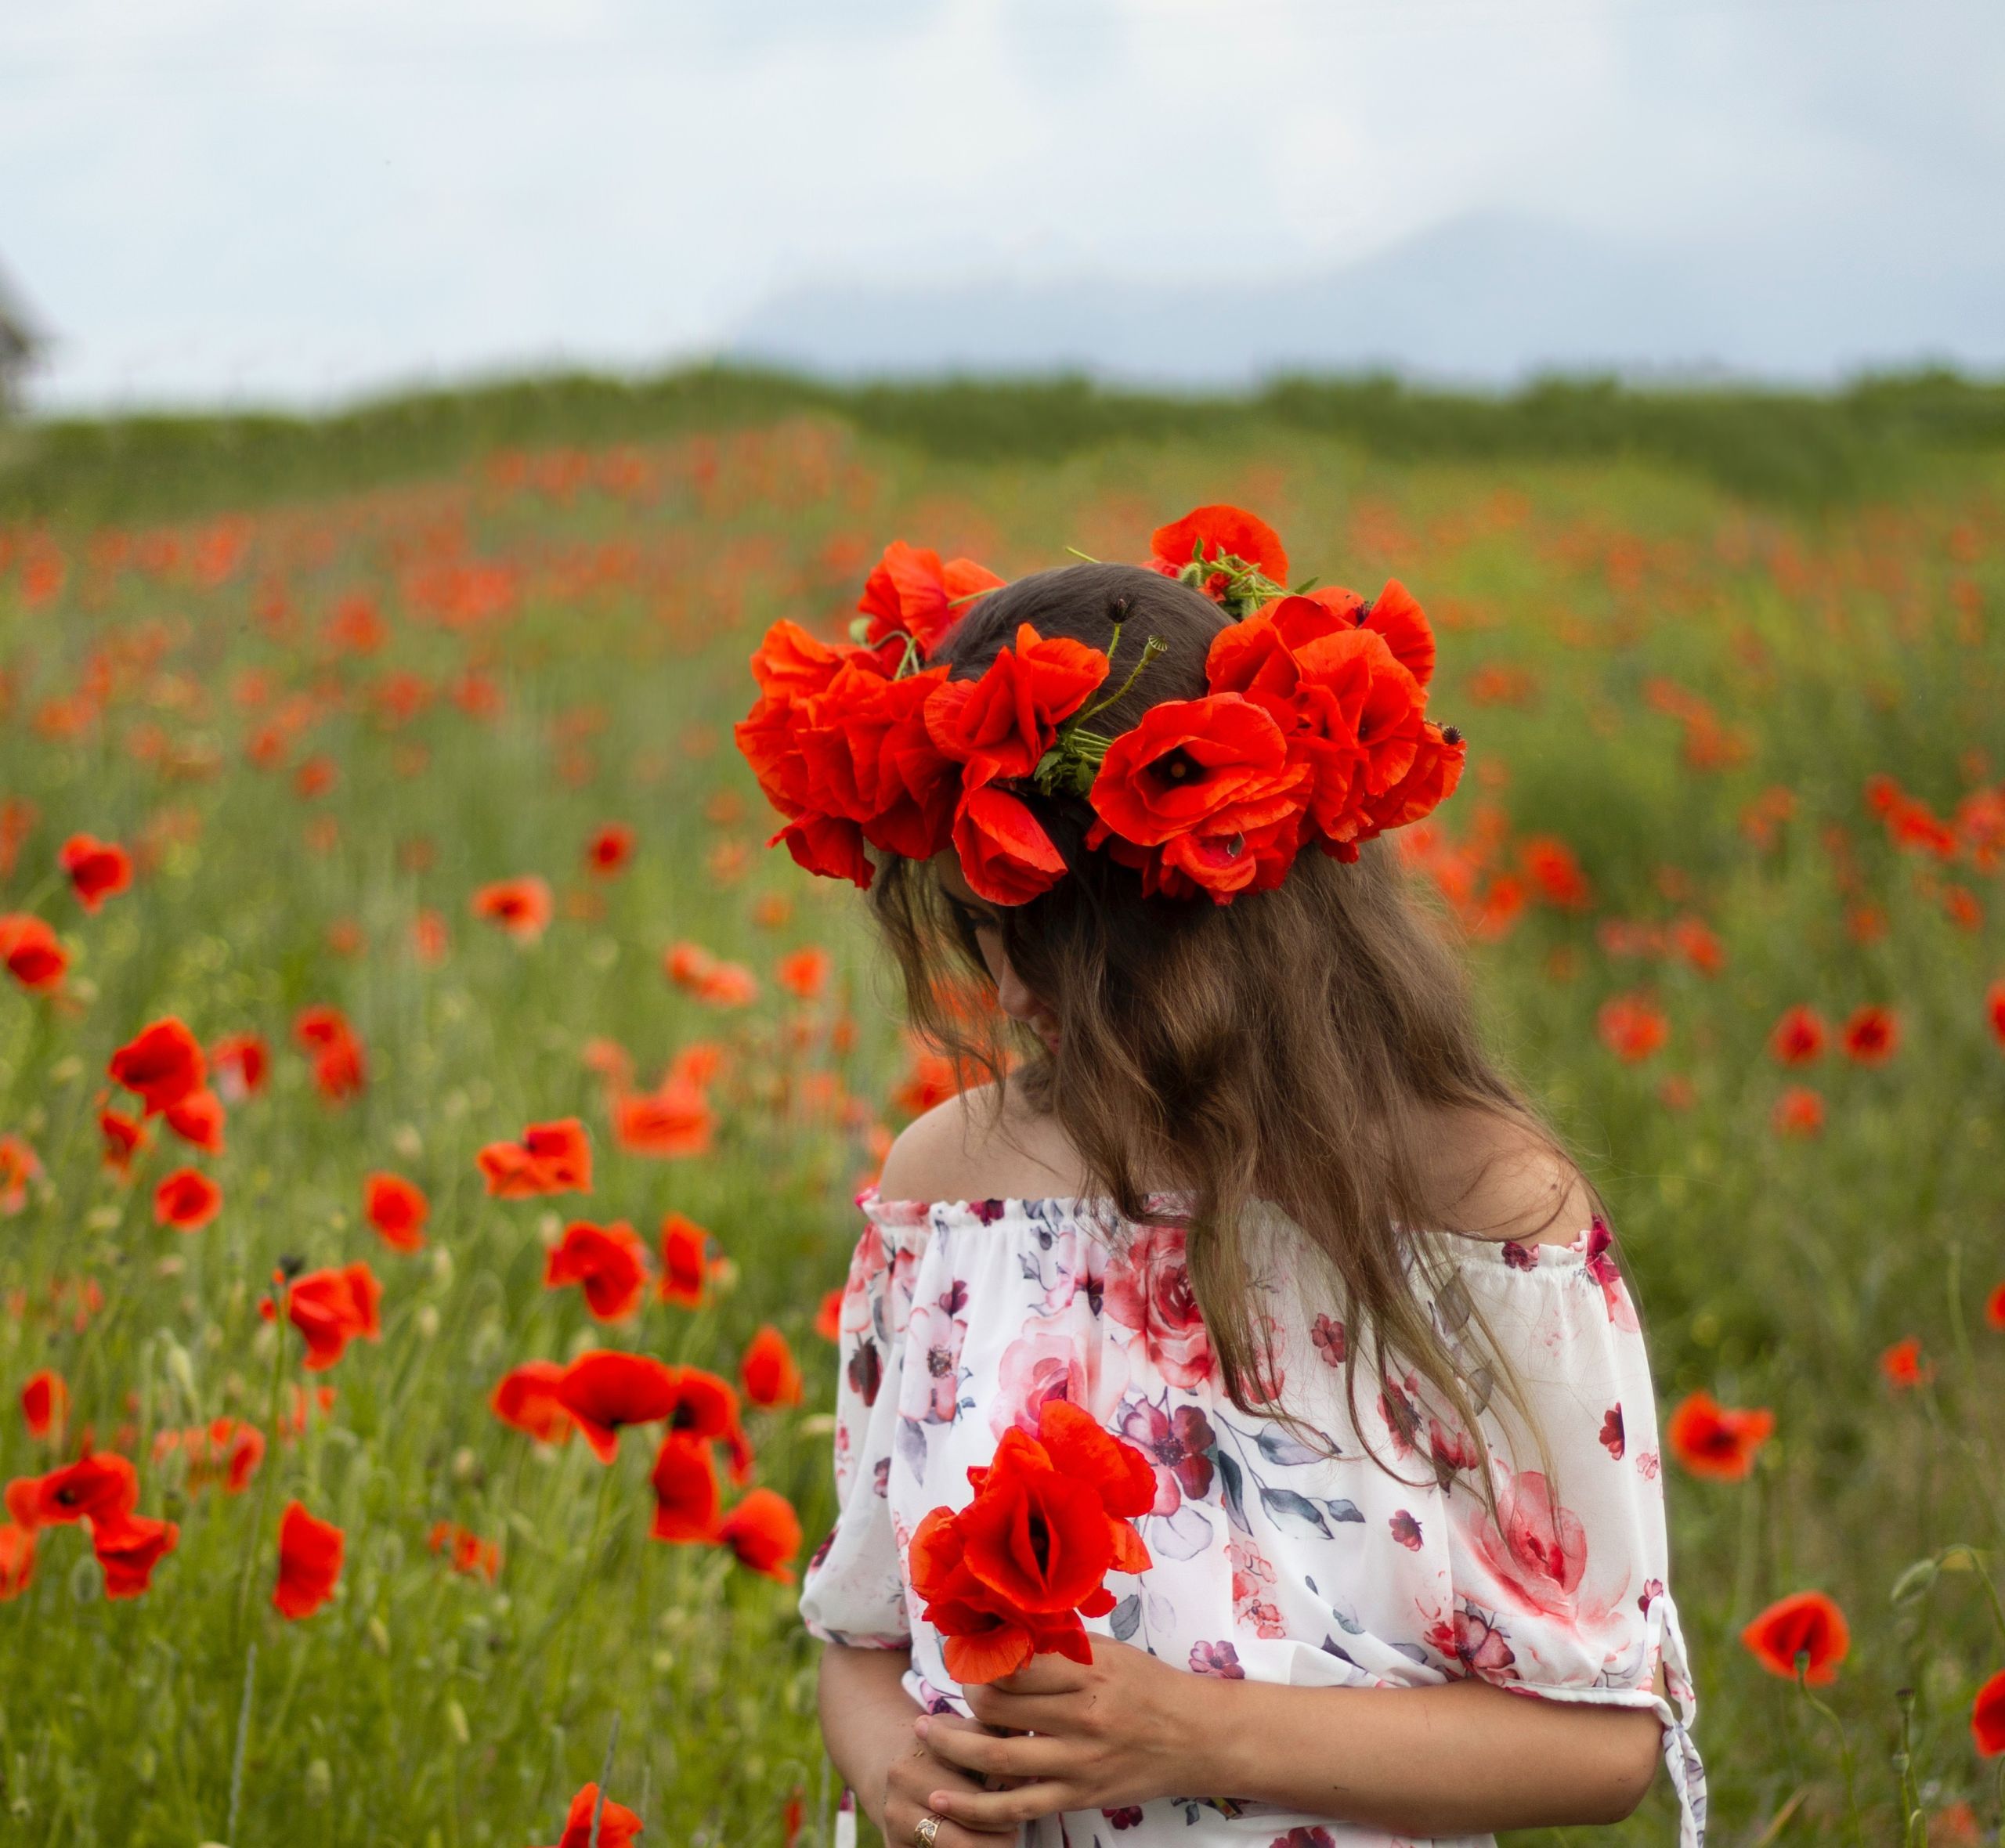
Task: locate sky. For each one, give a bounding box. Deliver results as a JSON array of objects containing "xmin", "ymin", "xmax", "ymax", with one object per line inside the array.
[{"xmin": 2, "ymin": 0, "xmax": 2000, "ymax": 409}]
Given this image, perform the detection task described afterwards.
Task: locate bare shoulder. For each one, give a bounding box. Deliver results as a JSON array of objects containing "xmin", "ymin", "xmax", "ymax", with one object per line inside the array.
[
  {"xmin": 875, "ymin": 1080, "xmax": 1093, "ymax": 1206},
  {"xmin": 1415, "ymin": 1106, "xmax": 1597, "ymax": 1247}
]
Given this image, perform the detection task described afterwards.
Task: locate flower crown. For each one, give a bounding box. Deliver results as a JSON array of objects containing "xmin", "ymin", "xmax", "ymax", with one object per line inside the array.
[{"xmin": 732, "ymin": 504, "xmax": 1466, "ymax": 907}]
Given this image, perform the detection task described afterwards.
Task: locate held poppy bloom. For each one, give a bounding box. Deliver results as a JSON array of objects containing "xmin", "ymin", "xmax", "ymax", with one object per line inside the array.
[
  {"xmin": 109, "ymin": 1017, "xmax": 206, "ymax": 1115},
  {"xmin": 478, "ymin": 1117, "xmax": 592, "ymax": 1197},
  {"xmin": 363, "ymin": 1172, "xmax": 429, "ymax": 1252},
  {"xmin": 471, "ymin": 875, "xmax": 554, "ymax": 942},
  {"xmin": 154, "ymin": 1167, "xmax": 222, "ymax": 1233},
  {"xmin": 490, "ymin": 1360, "xmax": 576, "ymax": 1444},
  {"xmin": 92, "ymin": 1513, "xmax": 179, "ymax": 1599},
  {"xmin": 58, "ymin": 834, "xmax": 133, "ymax": 911},
  {"xmin": 1973, "ymin": 1668, "xmax": 2005, "ymax": 1758},
  {"xmin": 1839, "ymin": 1005, "xmax": 1899, "ymax": 1064},
  {"xmin": 543, "ymin": 1784, "xmax": 645, "ymax": 1848},
  {"xmin": 286, "ymin": 1263, "xmax": 383, "ymax": 1370},
  {"xmin": 1741, "ymin": 1590, "xmax": 1849, "ymax": 1684},
  {"xmin": 713, "ymin": 1486, "xmax": 804, "ymax": 1582},
  {"xmin": 20, "ymin": 1369, "xmax": 66, "ymax": 1441},
  {"xmin": 650, "ymin": 1432, "xmax": 721, "ymax": 1542},
  {"xmin": 544, "ymin": 1221, "xmax": 649, "ymax": 1322},
  {"xmin": 0, "ymin": 915, "xmax": 67, "ymax": 991},
  {"xmin": 739, "ymin": 1324, "xmax": 804, "ymax": 1407},
  {"xmin": 553, "ymin": 1351, "xmax": 681, "ymax": 1462},
  {"xmin": 1665, "ymin": 1390, "xmax": 1776, "ymax": 1480},
  {"xmin": 273, "ymin": 1499, "xmax": 345, "ymax": 1619}
]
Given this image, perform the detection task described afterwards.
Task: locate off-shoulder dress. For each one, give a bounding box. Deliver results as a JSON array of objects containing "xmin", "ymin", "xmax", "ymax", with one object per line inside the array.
[{"xmin": 798, "ymin": 1187, "xmax": 1707, "ymax": 1848}]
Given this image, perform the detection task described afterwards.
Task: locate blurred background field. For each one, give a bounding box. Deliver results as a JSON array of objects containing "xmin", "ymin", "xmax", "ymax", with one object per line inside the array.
[{"xmin": 0, "ymin": 374, "xmax": 2001, "ymax": 1845}]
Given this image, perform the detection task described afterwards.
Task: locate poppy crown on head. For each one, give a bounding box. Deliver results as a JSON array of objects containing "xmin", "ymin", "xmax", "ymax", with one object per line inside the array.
[{"xmin": 732, "ymin": 504, "xmax": 1467, "ymax": 908}]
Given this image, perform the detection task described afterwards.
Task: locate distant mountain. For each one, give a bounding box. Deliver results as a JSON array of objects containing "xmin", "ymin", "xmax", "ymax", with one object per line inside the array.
[{"xmin": 728, "ymin": 211, "xmax": 2005, "ymax": 386}]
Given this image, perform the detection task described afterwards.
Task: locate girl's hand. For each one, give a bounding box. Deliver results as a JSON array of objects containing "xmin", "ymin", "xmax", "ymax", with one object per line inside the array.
[
  {"xmin": 912, "ymin": 1637, "xmax": 1203, "ymax": 1831},
  {"xmin": 880, "ymin": 1731, "xmax": 1021, "ymax": 1848}
]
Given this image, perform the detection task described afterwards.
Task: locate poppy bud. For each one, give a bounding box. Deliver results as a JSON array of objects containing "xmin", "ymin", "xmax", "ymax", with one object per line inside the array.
[{"xmin": 277, "ymin": 1253, "xmax": 306, "ymax": 1281}]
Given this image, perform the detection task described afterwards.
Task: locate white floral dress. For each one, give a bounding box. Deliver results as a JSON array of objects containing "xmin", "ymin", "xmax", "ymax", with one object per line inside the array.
[{"xmin": 798, "ymin": 1189, "xmax": 1707, "ymax": 1848}]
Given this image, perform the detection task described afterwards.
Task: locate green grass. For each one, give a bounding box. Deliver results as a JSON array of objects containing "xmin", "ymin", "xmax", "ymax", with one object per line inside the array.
[{"xmin": 0, "ymin": 402, "xmax": 2002, "ymax": 1845}]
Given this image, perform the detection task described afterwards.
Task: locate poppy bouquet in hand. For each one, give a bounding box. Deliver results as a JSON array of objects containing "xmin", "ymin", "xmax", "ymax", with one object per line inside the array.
[{"xmin": 910, "ymin": 1399, "xmax": 1156, "ymax": 1685}]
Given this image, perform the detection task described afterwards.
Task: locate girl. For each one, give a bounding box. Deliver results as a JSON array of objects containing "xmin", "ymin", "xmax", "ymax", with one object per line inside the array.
[{"xmin": 739, "ymin": 510, "xmax": 1706, "ymax": 1848}]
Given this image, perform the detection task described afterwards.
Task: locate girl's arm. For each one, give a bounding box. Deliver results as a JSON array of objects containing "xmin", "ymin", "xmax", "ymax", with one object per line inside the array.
[
  {"xmin": 818, "ymin": 1643, "xmax": 1019, "ymax": 1845},
  {"xmin": 912, "ymin": 1638, "xmax": 1665, "ymax": 1837}
]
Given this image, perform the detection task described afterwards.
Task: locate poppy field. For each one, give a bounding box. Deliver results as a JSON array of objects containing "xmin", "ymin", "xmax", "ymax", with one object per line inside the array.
[{"xmin": 2, "ymin": 395, "xmax": 2003, "ymax": 1846}]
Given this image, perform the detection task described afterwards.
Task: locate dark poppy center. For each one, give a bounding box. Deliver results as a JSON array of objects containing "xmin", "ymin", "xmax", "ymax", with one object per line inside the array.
[
  {"xmin": 1151, "ymin": 747, "xmax": 1206, "ymax": 787},
  {"xmin": 1026, "ymin": 1511, "xmax": 1051, "ymax": 1572}
]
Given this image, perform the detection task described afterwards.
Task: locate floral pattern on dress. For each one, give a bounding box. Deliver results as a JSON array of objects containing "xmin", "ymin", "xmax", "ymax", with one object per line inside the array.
[{"xmin": 800, "ymin": 1189, "xmax": 1707, "ymax": 1848}]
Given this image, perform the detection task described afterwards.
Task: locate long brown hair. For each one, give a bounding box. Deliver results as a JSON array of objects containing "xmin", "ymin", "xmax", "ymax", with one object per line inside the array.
[{"xmin": 867, "ymin": 561, "xmax": 1602, "ymax": 1503}]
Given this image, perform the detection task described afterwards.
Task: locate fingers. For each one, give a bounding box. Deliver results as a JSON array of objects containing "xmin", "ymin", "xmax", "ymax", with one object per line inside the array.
[
  {"xmin": 920, "ymin": 1778, "xmax": 1075, "ymax": 1835},
  {"xmin": 883, "ymin": 1741, "xmax": 1017, "ymax": 1843},
  {"xmin": 918, "ymin": 1715, "xmax": 1066, "ymax": 1785}
]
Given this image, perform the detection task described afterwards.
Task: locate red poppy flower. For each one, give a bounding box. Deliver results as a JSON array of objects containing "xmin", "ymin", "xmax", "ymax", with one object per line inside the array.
[
  {"xmin": 1974, "ymin": 1668, "xmax": 2005, "ymax": 1757},
  {"xmin": 1768, "ymin": 1005, "xmax": 1826, "ymax": 1065},
  {"xmin": 273, "ymin": 1499, "xmax": 345, "ymax": 1619},
  {"xmin": 490, "ymin": 1360, "xmax": 576, "ymax": 1444},
  {"xmin": 544, "ymin": 1784, "xmax": 644, "ymax": 1848},
  {"xmin": 663, "ymin": 1366, "xmax": 741, "ymax": 1443},
  {"xmin": 544, "ymin": 1221, "xmax": 649, "ymax": 1322},
  {"xmin": 58, "ymin": 834, "xmax": 133, "ymax": 912},
  {"xmin": 1741, "ymin": 1590, "xmax": 1849, "ymax": 1684},
  {"xmin": 286, "ymin": 1263, "xmax": 383, "ymax": 1370},
  {"xmin": 815, "ymin": 1286, "xmax": 843, "ymax": 1342},
  {"xmin": 1597, "ymin": 993, "xmax": 1669, "ymax": 1063},
  {"xmin": 1987, "ymin": 1282, "xmax": 2005, "ymax": 1331},
  {"xmin": 154, "ymin": 1167, "xmax": 222, "ymax": 1233},
  {"xmin": 659, "ymin": 1214, "xmax": 726, "ymax": 1306},
  {"xmin": 471, "ymin": 875, "xmax": 553, "ymax": 942},
  {"xmin": 952, "ymin": 758, "xmax": 1068, "ymax": 906},
  {"xmin": 1339, "ymin": 718, "xmax": 1466, "ymax": 857},
  {"xmin": 735, "ymin": 622, "xmax": 852, "ymax": 809},
  {"xmin": 775, "ymin": 814, "xmax": 873, "ymax": 889},
  {"xmin": 586, "ymin": 823, "xmax": 635, "ymax": 876},
  {"xmin": 294, "ymin": 1005, "xmax": 367, "ymax": 1102},
  {"xmin": 0, "ymin": 1132, "xmax": 38, "ymax": 1214},
  {"xmin": 20, "ymin": 1369, "xmax": 66, "ymax": 1442},
  {"xmin": 164, "ymin": 1087, "xmax": 226, "ymax": 1154},
  {"xmin": 0, "ymin": 915, "xmax": 67, "ymax": 991},
  {"xmin": 740, "ymin": 1324, "xmax": 804, "ymax": 1408},
  {"xmin": 478, "ymin": 1117, "xmax": 592, "ymax": 1197},
  {"xmin": 109, "ymin": 1016, "xmax": 206, "ymax": 1115},
  {"xmin": 99, "ymin": 1107, "xmax": 147, "ymax": 1175},
  {"xmin": 7, "ymin": 1451, "xmax": 138, "ymax": 1531},
  {"xmin": 775, "ymin": 947, "xmax": 830, "ymax": 1001},
  {"xmin": 210, "ymin": 1030, "xmax": 269, "ymax": 1102},
  {"xmin": 650, "ymin": 1433, "xmax": 721, "ymax": 1542},
  {"xmin": 364, "ymin": 1172, "xmax": 429, "ymax": 1252},
  {"xmin": 193, "ymin": 1417, "xmax": 266, "ymax": 1493},
  {"xmin": 1879, "ymin": 1336, "xmax": 1933, "ymax": 1388},
  {"xmin": 612, "ymin": 1081, "xmax": 713, "ymax": 1159},
  {"xmin": 1665, "ymin": 1390, "xmax": 1775, "ymax": 1480},
  {"xmin": 1149, "ymin": 504, "xmax": 1288, "ymax": 587},
  {"xmin": 92, "ymin": 1512, "xmax": 179, "ymax": 1599},
  {"xmin": 1988, "ymin": 978, "xmax": 2005, "ymax": 1051},
  {"xmin": 427, "ymin": 1521, "xmax": 501, "ymax": 1581},
  {"xmin": 924, "ymin": 624, "xmax": 1107, "ymax": 780},
  {"xmin": 1839, "ymin": 1005, "xmax": 1899, "ymax": 1064},
  {"xmin": 0, "ymin": 1524, "xmax": 33, "ymax": 1601},
  {"xmin": 713, "ymin": 1487, "xmax": 803, "ymax": 1582},
  {"xmin": 800, "ymin": 662, "xmax": 963, "ymax": 861},
  {"xmin": 857, "ymin": 540, "xmax": 1006, "ymax": 659},
  {"xmin": 554, "ymin": 1351, "xmax": 681, "ymax": 1462},
  {"xmin": 1771, "ymin": 1085, "xmax": 1825, "ymax": 1138}
]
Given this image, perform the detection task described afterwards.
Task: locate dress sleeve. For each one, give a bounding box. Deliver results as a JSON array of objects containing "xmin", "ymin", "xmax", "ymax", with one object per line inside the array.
[
  {"xmin": 797, "ymin": 1200, "xmax": 916, "ymax": 1650},
  {"xmin": 1426, "ymin": 1224, "xmax": 1708, "ymax": 1848}
]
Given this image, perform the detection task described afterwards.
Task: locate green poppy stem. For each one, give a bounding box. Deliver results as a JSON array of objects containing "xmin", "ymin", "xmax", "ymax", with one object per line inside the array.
[{"xmin": 1794, "ymin": 1654, "xmax": 1860, "ymax": 1846}]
